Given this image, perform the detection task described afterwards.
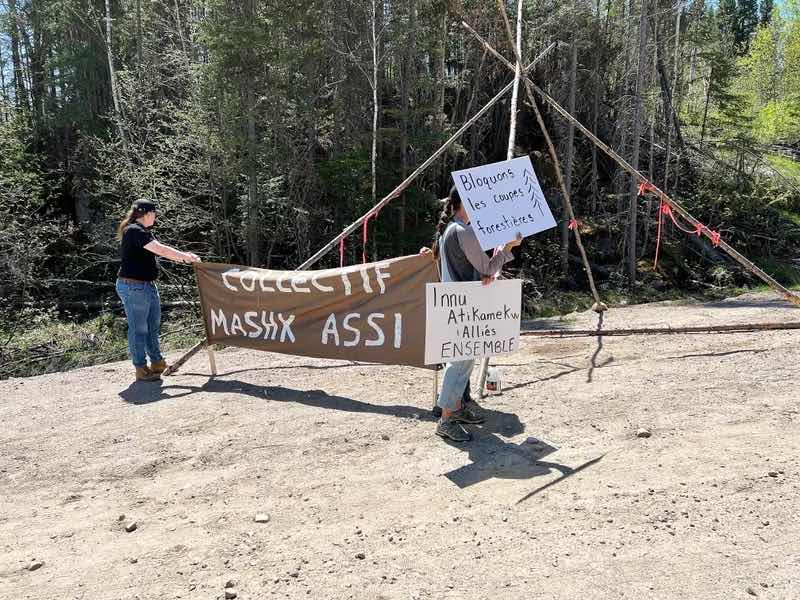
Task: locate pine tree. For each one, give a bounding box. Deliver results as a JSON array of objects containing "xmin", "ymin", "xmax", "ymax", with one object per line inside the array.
[
  {"xmin": 759, "ymin": 0, "xmax": 774, "ymax": 26},
  {"xmin": 717, "ymin": 0, "xmax": 738, "ymax": 46},
  {"xmin": 737, "ymin": 0, "xmax": 760, "ymax": 52}
]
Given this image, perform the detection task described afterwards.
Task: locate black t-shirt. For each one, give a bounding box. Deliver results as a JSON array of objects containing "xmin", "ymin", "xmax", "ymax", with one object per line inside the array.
[{"xmin": 119, "ymin": 222, "xmax": 159, "ymax": 281}]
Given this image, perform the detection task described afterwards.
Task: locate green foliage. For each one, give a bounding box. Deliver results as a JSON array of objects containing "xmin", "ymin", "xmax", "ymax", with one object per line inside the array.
[
  {"xmin": 733, "ymin": 10, "xmax": 800, "ymax": 143},
  {"xmin": 0, "ymin": 112, "xmax": 66, "ymax": 296}
]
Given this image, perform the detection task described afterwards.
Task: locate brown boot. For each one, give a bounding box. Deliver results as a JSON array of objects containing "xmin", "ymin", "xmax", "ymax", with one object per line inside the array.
[
  {"xmin": 135, "ymin": 366, "xmax": 161, "ymax": 382},
  {"xmin": 149, "ymin": 359, "xmax": 168, "ymax": 374}
]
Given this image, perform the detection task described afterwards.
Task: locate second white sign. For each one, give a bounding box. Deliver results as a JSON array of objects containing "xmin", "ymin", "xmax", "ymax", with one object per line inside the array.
[{"xmin": 425, "ymin": 279, "xmax": 522, "ymax": 365}]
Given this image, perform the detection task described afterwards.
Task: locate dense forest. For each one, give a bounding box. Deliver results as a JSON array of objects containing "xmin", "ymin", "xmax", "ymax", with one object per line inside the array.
[{"xmin": 2, "ymin": 0, "xmax": 800, "ymax": 376}]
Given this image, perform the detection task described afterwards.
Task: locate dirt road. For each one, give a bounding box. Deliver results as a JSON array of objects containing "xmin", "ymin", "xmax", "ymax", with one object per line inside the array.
[{"xmin": 1, "ymin": 292, "xmax": 799, "ymax": 600}]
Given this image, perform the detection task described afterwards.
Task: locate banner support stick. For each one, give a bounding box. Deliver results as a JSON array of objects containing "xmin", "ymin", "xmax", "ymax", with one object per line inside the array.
[
  {"xmin": 207, "ymin": 345, "xmax": 218, "ymax": 377},
  {"xmin": 432, "ymin": 369, "xmax": 439, "ymax": 413}
]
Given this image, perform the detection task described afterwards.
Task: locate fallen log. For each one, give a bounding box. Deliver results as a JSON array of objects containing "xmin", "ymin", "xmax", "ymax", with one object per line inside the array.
[{"xmin": 520, "ymin": 321, "xmax": 800, "ymax": 338}]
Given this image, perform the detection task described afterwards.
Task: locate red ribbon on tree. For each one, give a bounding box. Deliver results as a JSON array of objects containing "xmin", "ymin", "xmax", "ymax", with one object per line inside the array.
[
  {"xmin": 653, "ymin": 200, "xmax": 723, "ymax": 270},
  {"xmin": 638, "ymin": 181, "xmax": 657, "ymax": 197},
  {"xmin": 339, "ymin": 237, "xmax": 346, "ymax": 268},
  {"xmin": 362, "ymin": 210, "xmax": 379, "ymax": 264},
  {"xmin": 568, "ymin": 218, "xmax": 579, "ymax": 231}
]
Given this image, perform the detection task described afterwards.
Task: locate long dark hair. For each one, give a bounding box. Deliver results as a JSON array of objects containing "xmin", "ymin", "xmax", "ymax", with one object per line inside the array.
[
  {"xmin": 116, "ymin": 199, "xmax": 156, "ymax": 240},
  {"xmin": 432, "ymin": 186, "xmax": 462, "ymax": 257},
  {"xmin": 116, "ymin": 207, "xmax": 137, "ymax": 241}
]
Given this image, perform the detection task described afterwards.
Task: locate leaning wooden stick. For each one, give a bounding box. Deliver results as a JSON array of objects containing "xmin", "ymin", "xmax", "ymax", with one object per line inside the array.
[
  {"xmin": 164, "ymin": 46, "xmax": 558, "ymax": 376},
  {"xmin": 463, "ymin": 19, "xmax": 800, "ymax": 307},
  {"xmin": 162, "ymin": 339, "xmax": 204, "ymax": 376}
]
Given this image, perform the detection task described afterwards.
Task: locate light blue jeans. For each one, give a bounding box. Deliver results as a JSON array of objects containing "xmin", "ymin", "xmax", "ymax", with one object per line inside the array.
[
  {"xmin": 437, "ymin": 359, "xmax": 474, "ymax": 411},
  {"xmin": 115, "ymin": 279, "xmax": 163, "ymax": 368},
  {"xmin": 436, "ymin": 245, "xmax": 475, "ymax": 411}
]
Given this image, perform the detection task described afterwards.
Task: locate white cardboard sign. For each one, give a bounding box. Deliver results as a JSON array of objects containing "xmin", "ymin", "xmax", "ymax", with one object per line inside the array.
[
  {"xmin": 451, "ymin": 156, "xmax": 556, "ymax": 250},
  {"xmin": 424, "ymin": 280, "xmax": 522, "ymax": 365}
]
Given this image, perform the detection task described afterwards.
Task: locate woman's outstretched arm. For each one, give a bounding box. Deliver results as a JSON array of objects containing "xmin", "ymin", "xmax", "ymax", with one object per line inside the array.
[{"xmin": 144, "ymin": 240, "xmax": 200, "ymax": 263}]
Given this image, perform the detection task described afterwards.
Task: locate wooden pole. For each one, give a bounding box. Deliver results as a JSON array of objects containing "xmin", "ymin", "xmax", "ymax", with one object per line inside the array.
[
  {"xmin": 433, "ymin": 368, "xmax": 439, "ymax": 411},
  {"xmin": 162, "ymin": 339, "xmax": 204, "ymax": 376},
  {"xmin": 478, "ymin": 0, "xmax": 526, "ymax": 400},
  {"xmin": 462, "ymin": 20, "xmax": 800, "ymax": 307},
  {"xmin": 520, "ymin": 321, "xmax": 800, "ymax": 337},
  {"xmin": 207, "ymin": 345, "xmax": 218, "ymax": 376}
]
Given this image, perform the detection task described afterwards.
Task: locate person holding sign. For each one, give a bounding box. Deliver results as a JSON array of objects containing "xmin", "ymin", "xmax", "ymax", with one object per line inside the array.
[
  {"xmin": 430, "ymin": 186, "xmax": 522, "ymax": 442},
  {"xmin": 115, "ymin": 199, "xmax": 201, "ymax": 381}
]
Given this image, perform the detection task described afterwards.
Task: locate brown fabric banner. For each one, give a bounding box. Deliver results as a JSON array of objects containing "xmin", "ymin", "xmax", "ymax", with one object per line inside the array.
[{"xmin": 195, "ymin": 254, "xmax": 439, "ymax": 369}]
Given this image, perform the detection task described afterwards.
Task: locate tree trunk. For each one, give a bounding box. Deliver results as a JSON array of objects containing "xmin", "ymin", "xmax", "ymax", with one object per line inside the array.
[
  {"xmin": 590, "ymin": 0, "xmax": 604, "ymax": 215},
  {"xmin": 562, "ymin": 40, "xmax": 577, "ymax": 277},
  {"xmin": 398, "ymin": 3, "xmax": 410, "ymax": 234},
  {"xmin": 26, "ymin": 1, "xmax": 46, "ymax": 128},
  {"xmin": 371, "ymin": 0, "xmax": 379, "ymax": 207},
  {"xmin": 662, "ymin": 6, "xmax": 681, "ymax": 190},
  {"xmin": 8, "ymin": 0, "xmax": 29, "ymax": 114},
  {"xmin": 174, "ymin": 0, "xmax": 187, "ymax": 55},
  {"xmin": 700, "ymin": 65, "xmax": 713, "ymax": 146},
  {"xmin": 136, "ymin": 0, "xmax": 143, "ymax": 65},
  {"xmin": 616, "ymin": 0, "xmax": 635, "ymax": 215},
  {"xmin": 436, "ymin": 10, "xmax": 446, "ymax": 121},
  {"xmin": 0, "ymin": 37, "xmax": 7, "ymax": 121},
  {"xmin": 506, "ymin": 0, "xmax": 524, "ymax": 159},
  {"xmin": 436, "ymin": 8, "xmax": 447, "ymax": 182},
  {"xmin": 627, "ymin": 0, "xmax": 649, "ymax": 284},
  {"xmin": 104, "ymin": 0, "xmax": 125, "ymax": 142},
  {"xmin": 244, "ymin": 0, "xmax": 260, "ymax": 266}
]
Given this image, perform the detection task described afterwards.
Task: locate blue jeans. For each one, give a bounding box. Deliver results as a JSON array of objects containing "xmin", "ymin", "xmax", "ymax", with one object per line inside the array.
[
  {"xmin": 115, "ymin": 279, "xmax": 163, "ymax": 368},
  {"xmin": 437, "ymin": 359, "xmax": 474, "ymax": 411}
]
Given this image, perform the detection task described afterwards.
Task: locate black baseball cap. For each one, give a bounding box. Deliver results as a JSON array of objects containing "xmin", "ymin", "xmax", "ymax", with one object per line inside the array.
[{"xmin": 132, "ymin": 199, "xmax": 157, "ymax": 214}]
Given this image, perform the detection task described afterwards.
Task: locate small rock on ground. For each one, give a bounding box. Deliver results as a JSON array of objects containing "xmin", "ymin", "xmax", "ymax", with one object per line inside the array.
[
  {"xmin": 636, "ymin": 428, "xmax": 652, "ymax": 438},
  {"xmin": 28, "ymin": 561, "xmax": 44, "ymax": 572},
  {"xmin": 224, "ymin": 590, "xmax": 237, "ymax": 599},
  {"xmin": 125, "ymin": 522, "xmax": 138, "ymax": 533},
  {"xmin": 254, "ymin": 514, "xmax": 270, "ymax": 523}
]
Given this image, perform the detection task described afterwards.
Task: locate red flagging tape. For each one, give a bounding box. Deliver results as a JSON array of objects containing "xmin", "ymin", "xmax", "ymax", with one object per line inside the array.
[
  {"xmin": 637, "ymin": 181, "xmax": 657, "ymax": 196},
  {"xmin": 339, "ymin": 237, "xmax": 346, "ymax": 268},
  {"xmin": 362, "ymin": 210, "xmax": 380, "ymax": 264},
  {"xmin": 568, "ymin": 218, "xmax": 578, "ymax": 231},
  {"xmin": 653, "ymin": 199, "xmax": 722, "ymax": 270}
]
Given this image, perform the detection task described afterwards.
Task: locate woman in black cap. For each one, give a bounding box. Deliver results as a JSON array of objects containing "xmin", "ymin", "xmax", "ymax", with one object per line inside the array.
[{"xmin": 115, "ymin": 199, "xmax": 200, "ymax": 381}]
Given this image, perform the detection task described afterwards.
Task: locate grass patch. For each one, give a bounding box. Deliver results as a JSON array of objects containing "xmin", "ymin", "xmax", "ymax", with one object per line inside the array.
[
  {"xmin": 778, "ymin": 209, "xmax": 800, "ymax": 227},
  {"xmin": 0, "ymin": 308, "xmax": 203, "ymax": 380},
  {"xmin": 753, "ymin": 256, "xmax": 800, "ymax": 288},
  {"xmin": 765, "ymin": 154, "xmax": 800, "ymax": 183}
]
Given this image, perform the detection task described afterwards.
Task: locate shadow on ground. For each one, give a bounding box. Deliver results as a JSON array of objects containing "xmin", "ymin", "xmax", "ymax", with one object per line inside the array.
[
  {"xmin": 118, "ymin": 377, "xmax": 522, "ymax": 431},
  {"xmin": 119, "ymin": 375, "xmax": 603, "ymax": 496}
]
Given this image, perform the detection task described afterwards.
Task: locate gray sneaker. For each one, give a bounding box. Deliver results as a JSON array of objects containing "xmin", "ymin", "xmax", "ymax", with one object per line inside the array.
[
  {"xmin": 450, "ymin": 404, "xmax": 485, "ymax": 424},
  {"xmin": 436, "ymin": 419, "xmax": 472, "ymax": 442}
]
